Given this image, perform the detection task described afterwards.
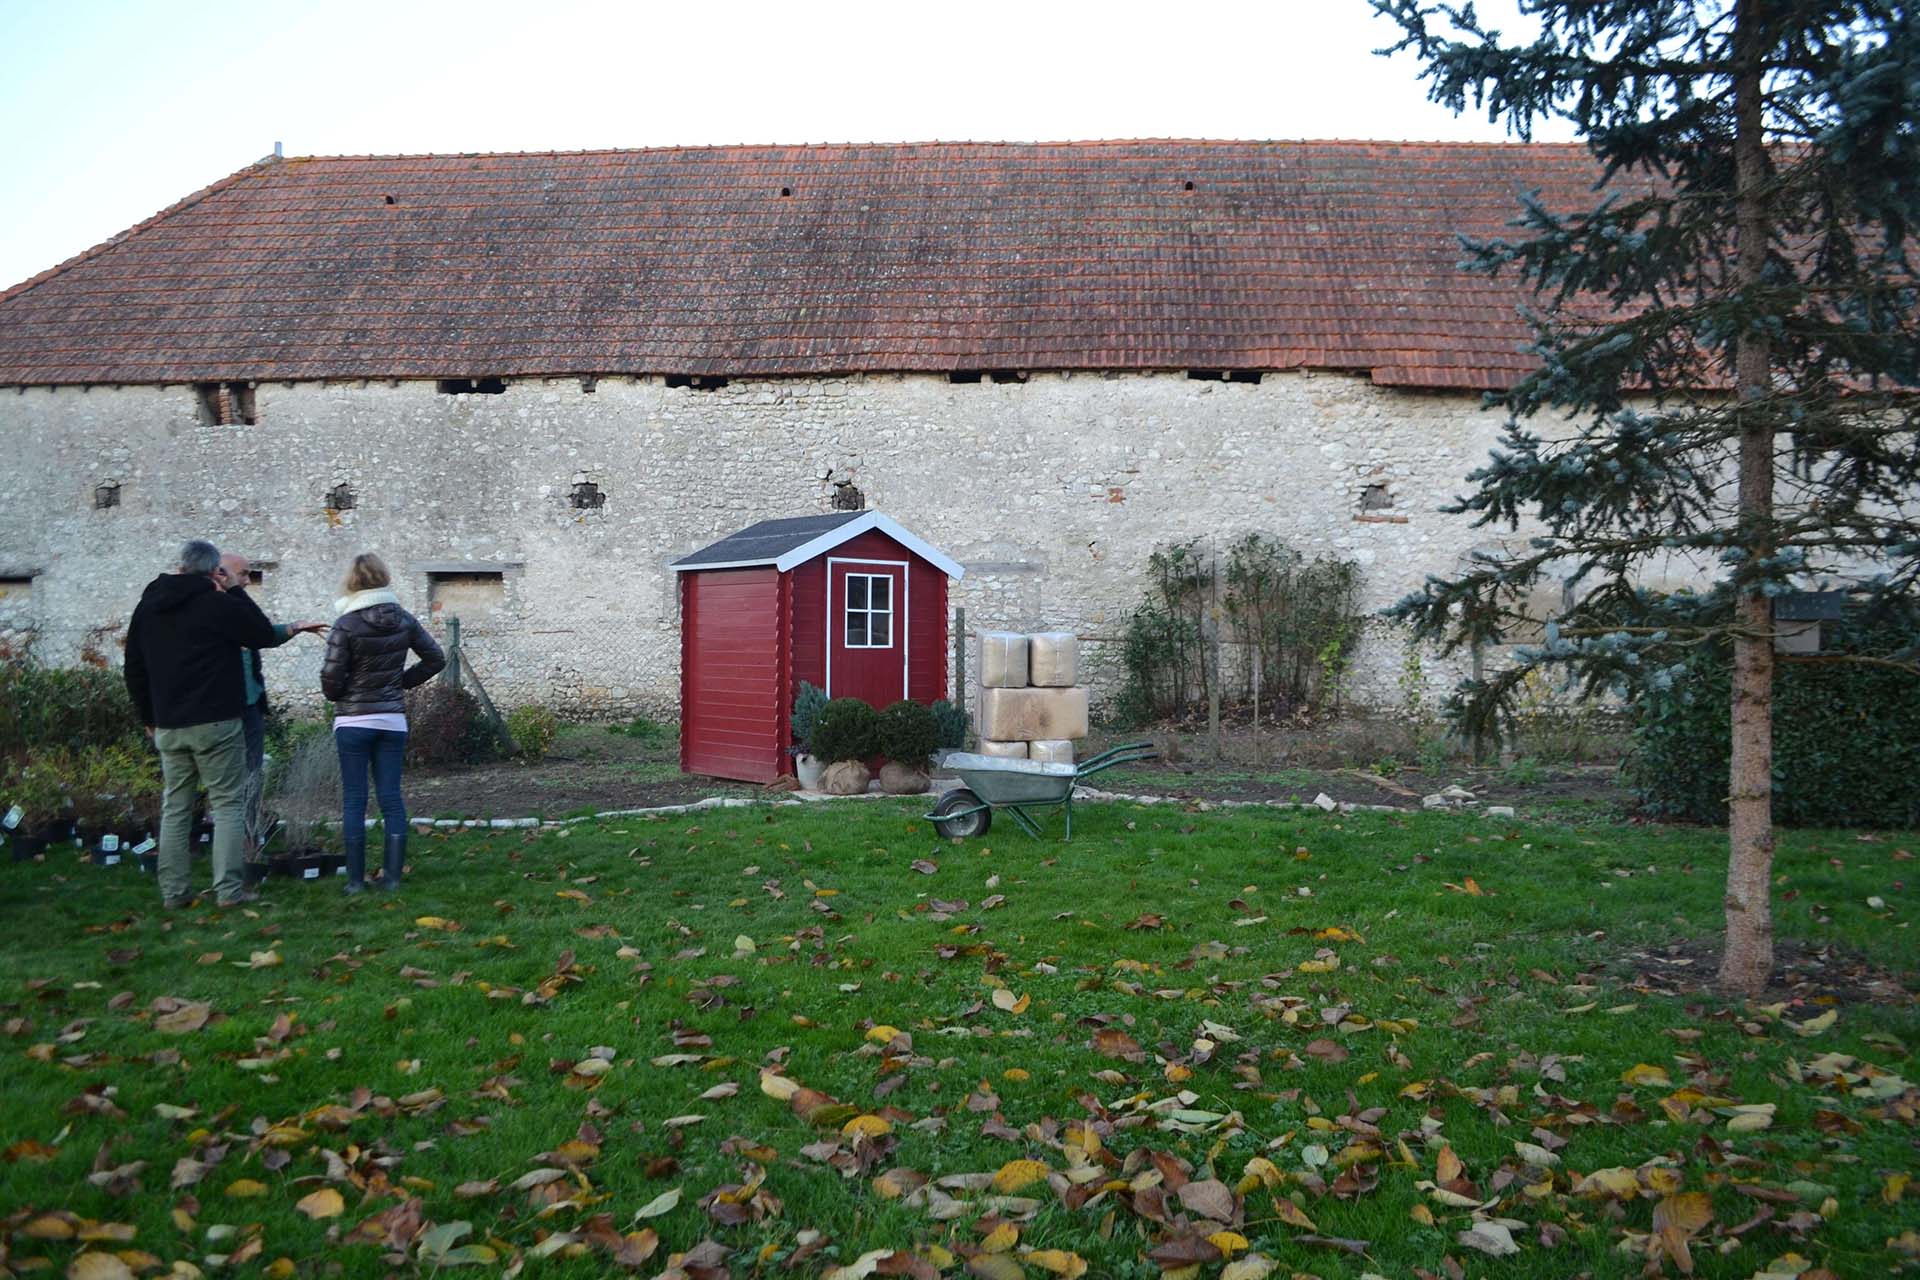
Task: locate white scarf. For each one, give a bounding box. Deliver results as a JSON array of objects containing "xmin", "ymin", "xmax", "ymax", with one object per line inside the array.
[{"xmin": 333, "ymin": 587, "xmax": 402, "ymax": 619}]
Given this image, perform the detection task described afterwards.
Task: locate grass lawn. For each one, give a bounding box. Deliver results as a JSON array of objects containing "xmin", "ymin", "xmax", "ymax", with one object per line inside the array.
[{"xmin": 1, "ymin": 801, "xmax": 1915, "ymax": 1279}]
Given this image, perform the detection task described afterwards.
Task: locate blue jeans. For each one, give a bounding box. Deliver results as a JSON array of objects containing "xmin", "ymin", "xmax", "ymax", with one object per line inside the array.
[{"xmin": 336, "ymin": 728, "xmax": 408, "ymax": 869}]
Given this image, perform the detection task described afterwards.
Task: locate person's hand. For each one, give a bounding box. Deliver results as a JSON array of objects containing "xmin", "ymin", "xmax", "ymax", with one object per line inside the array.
[
  {"xmin": 144, "ymin": 726, "xmax": 155, "ymax": 740},
  {"xmin": 291, "ymin": 620, "xmax": 329, "ymax": 635}
]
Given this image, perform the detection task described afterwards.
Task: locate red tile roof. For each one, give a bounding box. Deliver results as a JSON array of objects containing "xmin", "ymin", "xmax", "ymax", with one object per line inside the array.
[{"xmin": 0, "ymin": 140, "xmax": 1607, "ymax": 390}]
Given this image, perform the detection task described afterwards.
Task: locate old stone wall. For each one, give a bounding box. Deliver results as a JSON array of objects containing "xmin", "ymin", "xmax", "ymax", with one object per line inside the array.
[{"xmin": 0, "ymin": 371, "xmax": 1540, "ymax": 720}]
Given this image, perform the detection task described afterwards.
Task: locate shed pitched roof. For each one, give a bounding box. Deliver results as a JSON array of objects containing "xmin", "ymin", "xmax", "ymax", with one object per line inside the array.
[
  {"xmin": 0, "ymin": 140, "xmax": 1608, "ymax": 390},
  {"xmin": 672, "ymin": 511, "xmax": 964, "ymax": 578}
]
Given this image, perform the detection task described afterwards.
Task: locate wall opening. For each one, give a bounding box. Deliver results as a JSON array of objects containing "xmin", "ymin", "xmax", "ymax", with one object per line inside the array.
[
  {"xmin": 664, "ymin": 374, "xmax": 729, "ymax": 391},
  {"xmin": 428, "ymin": 571, "xmax": 506, "ymax": 621},
  {"xmin": 437, "ymin": 377, "xmax": 507, "ymax": 395},
  {"xmin": 988, "ymin": 370, "xmax": 1027, "ymax": 385},
  {"xmin": 93, "ymin": 482, "xmax": 121, "ymax": 510},
  {"xmin": 570, "ymin": 480, "xmax": 606, "ymax": 510},
  {"xmin": 779, "ymin": 186, "xmax": 792, "ymax": 198},
  {"xmin": 831, "ymin": 480, "xmax": 866, "ymax": 512},
  {"xmin": 0, "ymin": 576, "xmax": 34, "ymax": 600},
  {"xmin": 194, "ymin": 382, "xmax": 257, "ymax": 424},
  {"xmin": 1187, "ymin": 369, "xmax": 1262, "ymax": 384},
  {"xmin": 1359, "ymin": 484, "xmax": 1394, "ymax": 512},
  {"xmin": 326, "ymin": 483, "xmax": 357, "ymax": 512},
  {"xmin": 948, "ymin": 371, "xmax": 983, "ymax": 384},
  {"xmin": 578, "ymin": 375, "xmax": 597, "ymax": 394}
]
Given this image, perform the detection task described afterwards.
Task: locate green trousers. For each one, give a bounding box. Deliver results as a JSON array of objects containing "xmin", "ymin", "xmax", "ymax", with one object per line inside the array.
[{"xmin": 153, "ymin": 718, "xmax": 248, "ymax": 903}]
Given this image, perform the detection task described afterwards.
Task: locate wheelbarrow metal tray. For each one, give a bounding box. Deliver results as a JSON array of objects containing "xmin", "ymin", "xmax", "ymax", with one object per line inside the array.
[{"xmin": 942, "ymin": 752, "xmax": 1078, "ymax": 805}]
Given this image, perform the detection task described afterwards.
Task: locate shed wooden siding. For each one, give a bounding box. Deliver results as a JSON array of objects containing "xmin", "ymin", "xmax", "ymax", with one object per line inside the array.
[
  {"xmin": 790, "ymin": 529, "xmax": 948, "ymax": 705},
  {"xmin": 680, "ymin": 567, "xmax": 785, "ymax": 782}
]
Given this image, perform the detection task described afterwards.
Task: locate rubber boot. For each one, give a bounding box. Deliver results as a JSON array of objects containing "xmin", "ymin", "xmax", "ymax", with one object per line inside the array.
[
  {"xmin": 378, "ymin": 830, "xmax": 406, "ymax": 891},
  {"xmin": 341, "ymin": 824, "xmax": 367, "ymax": 895}
]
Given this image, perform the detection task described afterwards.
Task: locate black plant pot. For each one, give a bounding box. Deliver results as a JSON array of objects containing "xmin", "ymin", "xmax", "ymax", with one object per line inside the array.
[
  {"xmin": 10, "ymin": 835, "xmax": 47, "ymax": 863},
  {"xmin": 242, "ymin": 861, "xmax": 268, "ymax": 887},
  {"xmin": 136, "ymin": 851, "xmax": 159, "ymax": 875}
]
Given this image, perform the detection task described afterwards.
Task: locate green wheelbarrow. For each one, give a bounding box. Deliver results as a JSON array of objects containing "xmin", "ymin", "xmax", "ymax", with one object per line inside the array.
[{"xmin": 925, "ymin": 741, "xmax": 1159, "ymax": 841}]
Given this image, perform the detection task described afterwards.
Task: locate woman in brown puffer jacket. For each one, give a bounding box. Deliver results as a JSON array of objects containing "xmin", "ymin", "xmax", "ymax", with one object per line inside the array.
[{"xmin": 320, "ymin": 553, "xmax": 445, "ymax": 893}]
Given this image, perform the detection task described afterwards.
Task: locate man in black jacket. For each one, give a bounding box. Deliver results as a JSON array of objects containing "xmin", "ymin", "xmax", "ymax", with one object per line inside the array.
[{"xmin": 125, "ymin": 539, "xmax": 282, "ymax": 909}]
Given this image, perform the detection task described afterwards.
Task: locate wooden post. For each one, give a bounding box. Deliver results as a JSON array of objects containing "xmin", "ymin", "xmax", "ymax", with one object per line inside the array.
[
  {"xmin": 446, "ymin": 616, "xmax": 462, "ymax": 690},
  {"xmin": 954, "ymin": 607, "xmax": 967, "ymax": 703},
  {"xmin": 1208, "ymin": 539, "xmax": 1222, "ymax": 761}
]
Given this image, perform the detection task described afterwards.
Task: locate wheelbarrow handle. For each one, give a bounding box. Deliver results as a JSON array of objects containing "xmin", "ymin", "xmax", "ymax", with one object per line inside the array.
[{"xmin": 1074, "ymin": 742, "xmax": 1160, "ymax": 779}]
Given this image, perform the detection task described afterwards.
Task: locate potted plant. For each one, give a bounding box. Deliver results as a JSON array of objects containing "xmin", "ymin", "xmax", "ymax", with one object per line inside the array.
[
  {"xmin": 266, "ymin": 730, "xmax": 339, "ymax": 880},
  {"xmin": 790, "ymin": 682, "xmax": 829, "ymax": 790},
  {"xmin": 929, "ymin": 698, "xmax": 971, "ymax": 762},
  {"xmin": 809, "ymin": 698, "xmax": 881, "ymax": 795},
  {"xmin": 876, "ymin": 701, "xmax": 940, "ymax": 795}
]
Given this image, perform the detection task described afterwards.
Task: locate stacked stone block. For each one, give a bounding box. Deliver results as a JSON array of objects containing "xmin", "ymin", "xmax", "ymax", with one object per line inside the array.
[{"xmin": 977, "ymin": 631, "xmax": 1087, "ymax": 763}]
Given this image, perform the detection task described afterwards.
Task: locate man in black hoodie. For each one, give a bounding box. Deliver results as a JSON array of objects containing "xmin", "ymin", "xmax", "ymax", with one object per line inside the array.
[{"xmin": 125, "ymin": 539, "xmax": 281, "ymax": 909}]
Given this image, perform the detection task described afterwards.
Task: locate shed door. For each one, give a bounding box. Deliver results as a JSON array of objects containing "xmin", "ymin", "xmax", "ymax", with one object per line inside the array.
[{"xmin": 827, "ymin": 557, "xmax": 908, "ymax": 708}]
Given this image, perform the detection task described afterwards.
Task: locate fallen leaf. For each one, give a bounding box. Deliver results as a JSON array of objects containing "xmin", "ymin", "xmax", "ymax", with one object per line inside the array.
[
  {"xmin": 633, "ymin": 1187, "xmax": 682, "ymax": 1220},
  {"xmin": 295, "ymin": 1188, "xmax": 345, "ymax": 1220}
]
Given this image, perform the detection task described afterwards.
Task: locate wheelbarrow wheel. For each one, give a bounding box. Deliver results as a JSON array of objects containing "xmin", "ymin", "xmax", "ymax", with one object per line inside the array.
[{"xmin": 930, "ymin": 789, "xmax": 991, "ymax": 839}]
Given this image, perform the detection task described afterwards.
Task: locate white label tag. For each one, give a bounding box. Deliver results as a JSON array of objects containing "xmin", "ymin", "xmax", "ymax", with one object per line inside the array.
[
  {"xmin": 2, "ymin": 805, "xmax": 20, "ymax": 830},
  {"xmin": 302, "ymin": 867, "xmax": 320, "ymax": 879},
  {"xmin": 101, "ymin": 854, "xmax": 121, "ymax": 866},
  {"xmin": 131, "ymin": 837, "xmax": 157, "ymax": 855},
  {"xmin": 99, "ymin": 834, "xmax": 120, "ymax": 853}
]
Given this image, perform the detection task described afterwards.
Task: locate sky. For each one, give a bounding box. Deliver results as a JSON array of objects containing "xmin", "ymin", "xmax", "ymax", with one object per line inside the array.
[{"xmin": 0, "ymin": 0, "xmax": 1574, "ymax": 292}]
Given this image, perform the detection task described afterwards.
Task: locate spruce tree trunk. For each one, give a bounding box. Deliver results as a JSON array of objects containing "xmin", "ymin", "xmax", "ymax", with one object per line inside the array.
[{"xmin": 1719, "ymin": 0, "xmax": 1776, "ymax": 998}]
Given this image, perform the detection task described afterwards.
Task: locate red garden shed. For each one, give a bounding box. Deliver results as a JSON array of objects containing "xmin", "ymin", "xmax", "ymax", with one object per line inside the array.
[{"xmin": 670, "ymin": 512, "xmax": 966, "ymax": 783}]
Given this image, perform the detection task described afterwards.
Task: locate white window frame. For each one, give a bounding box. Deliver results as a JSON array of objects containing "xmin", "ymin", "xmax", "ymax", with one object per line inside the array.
[
  {"xmin": 824, "ymin": 557, "xmax": 910, "ymax": 699},
  {"xmin": 843, "ymin": 572, "xmax": 895, "ymax": 650}
]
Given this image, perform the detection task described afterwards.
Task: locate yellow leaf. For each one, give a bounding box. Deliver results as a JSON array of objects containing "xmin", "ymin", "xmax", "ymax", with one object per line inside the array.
[
  {"xmin": 759, "ymin": 1072, "xmax": 799, "ymax": 1101},
  {"xmin": 1409, "ymin": 1203, "xmax": 1436, "ymax": 1226},
  {"xmin": 1886, "ymin": 1173, "xmax": 1911, "ymax": 1205},
  {"xmin": 1024, "ymin": 1250, "xmax": 1087, "ymax": 1279},
  {"xmin": 1003, "ymin": 1068, "xmax": 1030, "ymax": 1082},
  {"xmin": 1237, "ymin": 1157, "xmax": 1283, "ymax": 1193},
  {"xmin": 225, "ymin": 1179, "xmax": 268, "ymax": 1199},
  {"xmin": 23, "ymin": 1215, "xmax": 76, "ymax": 1240},
  {"xmin": 414, "ymin": 916, "xmax": 460, "ymax": 932},
  {"xmin": 1574, "ymin": 1167, "xmax": 1642, "ymax": 1199},
  {"xmin": 264, "ymin": 1260, "xmax": 296, "ymax": 1280},
  {"xmin": 980, "ymin": 1222, "xmax": 1019, "ymax": 1253},
  {"xmin": 295, "ymin": 1188, "xmax": 345, "ymax": 1220},
  {"xmin": 1621, "ymin": 1062, "xmax": 1673, "ymax": 1087},
  {"xmin": 1221, "ymin": 1255, "xmax": 1276, "ymax": 1280},
  {"xmin": 1792, "ymin": 1009, "xmax": 1837, "ymax": 1037},
  {"xmin": 1207, "ymin": 1231, "xmax": 1248, "ymax": 1256},
  {"xmin": 1269, "ymin": 1196, "xmax": 1315, "ymax": 1231},
  {"xmin": 865, "ymin": 1025, "xmax": 902, "ymax": 1043},
  {"xmin": 1296, "ymin": 957, "xmax": 1339, "ymax": 974},
  {"xmin": 993, "ymin": 1159, "xmax": 1052, "ymax": 1193},
  {"xmin": 841, "ymin": 1114, "xmax": 893, "ymax": 1140},
  {"xmin": 66, "ymin": 1254, "xmax": 135, "ymax": 1280}
]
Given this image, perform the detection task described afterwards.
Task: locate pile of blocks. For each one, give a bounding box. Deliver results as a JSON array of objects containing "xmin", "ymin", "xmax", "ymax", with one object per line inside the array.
[{"xmin": 976, "ymin": 631, "xmax": 1087, "ymax": 763}]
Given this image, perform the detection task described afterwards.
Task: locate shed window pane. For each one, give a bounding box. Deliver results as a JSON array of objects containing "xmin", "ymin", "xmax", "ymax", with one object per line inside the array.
[
  {"xmin": 870, "ymin": 613, "xmax": 890, "ymax": 647},
  {"xmin": 847, "ymin": 576, "xmax": 869, "ymax": 609},
  {"xmin": 846, "ymin": 611, "xmax": 869, "ymax": 646}
]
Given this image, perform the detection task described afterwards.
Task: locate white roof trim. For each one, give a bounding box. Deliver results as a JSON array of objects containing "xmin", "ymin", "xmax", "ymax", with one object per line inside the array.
[{"xmin": 671, "ymin": 511, "xmax": 965, "ymax": 579}]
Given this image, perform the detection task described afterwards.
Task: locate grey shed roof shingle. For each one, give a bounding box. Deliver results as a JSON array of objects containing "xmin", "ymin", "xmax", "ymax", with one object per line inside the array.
[{"xmin": 670, "ymin": 511, "xmax": 965, "ymax": 578}]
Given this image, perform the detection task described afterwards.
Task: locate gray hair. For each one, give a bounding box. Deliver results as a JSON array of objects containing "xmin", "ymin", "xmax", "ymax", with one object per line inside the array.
[{"xmin": 177, "ymin": 539, "xmax": 221, "ymax": 576}]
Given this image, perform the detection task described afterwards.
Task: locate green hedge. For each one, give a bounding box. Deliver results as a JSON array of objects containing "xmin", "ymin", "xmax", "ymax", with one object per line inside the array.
[{"xmin": 1628, "ymin": 616, "xmax": 1920, "ymax": 827}]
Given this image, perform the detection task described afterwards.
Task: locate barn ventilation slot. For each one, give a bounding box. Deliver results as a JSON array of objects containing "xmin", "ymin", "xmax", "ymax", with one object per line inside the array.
[
  {"xmin": 665, "ymin": 374, "xmax": 729, "ymax": 391},
  {"xmin": 437, "ymin": 377, "xmax": 507, "ymax": 395},
  {"xmin": 195, "ymin": 382, "xmax": 258, "ymax": 424},
  {"xmin": 94, "ymin": 482, "xmax": 121, "ymax": 510},
  {"xmin": 570, "ymin": 481, "xmax": 606, "ymax": 510},
  {"xmin": 831, "ymin": 481, "xmax": 865, "ymax": 511},
  {"xmin": 1359, "ymin": 484, "xmax": 1394, "ymax": 511},
  {"xmin": 1187, "ymin": 369, "xmax": 1262, "ymax": 384},
  {"xmin": 326, "ymin": 483, "xmax": 357, "ymax": 512}
]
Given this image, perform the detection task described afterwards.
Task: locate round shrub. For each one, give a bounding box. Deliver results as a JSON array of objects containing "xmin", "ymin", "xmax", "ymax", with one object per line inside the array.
[
  {"xmin": 929, "ymin": 699, "xmax": 970, "ymax": 751},
  {"xmin": 809, "ymin": 698, "xmax": 880, "ymax": 764},
  {"xmin": 507, "ymin": 704, "xmax": 560, "ymax": 761},
  {"xmin": 876, "ymin": 700, "xmax": 940, "ymax": 765}
]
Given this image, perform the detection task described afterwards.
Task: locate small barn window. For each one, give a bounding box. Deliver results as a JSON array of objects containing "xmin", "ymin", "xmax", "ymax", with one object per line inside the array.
[
  {"xmin": 844, "ymin": 574, "xmax": 893, "ymax": 648},
  {"xmin": 831, "ymin": 481, "xmax": 865, "ymax": 511},
  {"xmin": 948, "ymin": 371, "xmax": 983, "ymax": 384},
  {"xmin": 1359, "ymin": 484, "xmax": 1394, "ymax": 512},
  {"xmin": 570, "ymin": 480, "xmax": 606, "ymax": 509},
  {"xmin": 428, "ymin": 571, "xmax": 506, "ymax": 621},
  {"xmin": 195, "ymin": 382, "xmax": 256, "ymax": 425},
  {"xmin": 326, "ymin": 483, "xmax": 357, "ymax": 511},
  {"xmin": 437, "ymin": 377, "xmax": 507, "ymax": 395},
  {"xmin": 94, "ymin": 482, "xmax": 121, "ymax": 510},
  {"xmin": 665, "ymin": 374, "xmax": 729, "ymax": 391},
  {"xmin": 0, "ymin": 576, "xmax": 33, "ymax": 601}
]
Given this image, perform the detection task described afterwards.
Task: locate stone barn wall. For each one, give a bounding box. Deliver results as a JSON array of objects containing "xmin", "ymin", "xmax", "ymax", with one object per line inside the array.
[{"xmin": 0, "ymin": 370, "xmax": 1541, "ymax": 721}]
